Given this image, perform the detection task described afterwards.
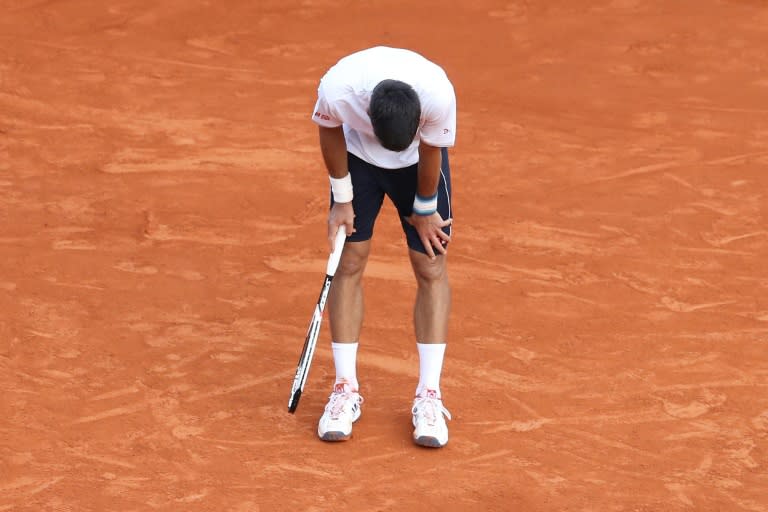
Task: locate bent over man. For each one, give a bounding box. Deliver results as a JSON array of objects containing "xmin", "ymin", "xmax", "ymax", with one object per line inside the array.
[{"xmin": 311, "ymin": 46, "xmax": 456, "ymax": 448}]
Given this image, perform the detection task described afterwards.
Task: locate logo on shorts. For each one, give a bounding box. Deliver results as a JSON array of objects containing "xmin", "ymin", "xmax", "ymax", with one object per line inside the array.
[{"xmin": 443, "ymin": 128, "xmax": 450, "ymax": 134}]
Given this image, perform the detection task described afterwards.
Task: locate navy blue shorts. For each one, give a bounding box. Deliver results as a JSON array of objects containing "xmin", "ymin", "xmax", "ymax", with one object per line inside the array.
[{"xmin": 331, "ymin": 148, "xmax": 453, "ymax": 255}]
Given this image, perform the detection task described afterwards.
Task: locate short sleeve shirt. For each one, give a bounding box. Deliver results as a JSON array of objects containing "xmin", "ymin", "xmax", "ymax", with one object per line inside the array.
[{"xmin": 312, "ymin": 46, "xmax": 456, "ymax": 169}]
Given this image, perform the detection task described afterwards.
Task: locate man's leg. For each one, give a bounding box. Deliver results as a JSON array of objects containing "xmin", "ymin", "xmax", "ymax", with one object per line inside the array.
[
  {"xmin": 318, "ymin": 152, "xmax": 381, "ymax": 442},
  {"xmin": 328, "ymin": 240, "xmax": 372, "ymax": 372},
  {"xmin": 409, "ymin": 250, "xmax": 450, "ymax": 399},
  {"xmin": 408, "ymin": 250, "xmax": 452, "ymax": 448},
  {"xmin": 399, "ymin": 148, "xmax": 453, "ymax": 447},
  {"xmin": 317, "ymin": 242, "xmax": 372, "ymax": 442},
  {"xmin": 409, "ymin": 250, "xmax": 451, "ymax": 344},
  {"xmin": 393, "ymin": 148, "xmax": 452, "ymax": 400},
  {"xmin": 327, "ymin": 152, "xmax": 382, "ymax": 388}
]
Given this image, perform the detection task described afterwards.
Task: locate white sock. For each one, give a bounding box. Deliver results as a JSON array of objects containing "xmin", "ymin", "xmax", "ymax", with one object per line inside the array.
[
  {"xmin": 415, "ymin": 342, "xmax": 446, "ymax": 398},
  {"xmin": 332, "ymin": 342, "xmax": 359, "ymax": 390}
]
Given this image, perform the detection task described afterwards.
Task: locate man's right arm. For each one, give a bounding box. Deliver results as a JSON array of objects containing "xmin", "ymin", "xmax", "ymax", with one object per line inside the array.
[{"xmin": 319, "ymin": 126, "xmax": 355, "ymax": 249}]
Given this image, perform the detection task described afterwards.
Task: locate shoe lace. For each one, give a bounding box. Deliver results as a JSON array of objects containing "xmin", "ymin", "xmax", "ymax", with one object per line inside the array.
[
  {"xmin": 326, "ymin": 389, "xmax": 362, "ymax": 420},
  {"xmin": 413, "ymin": 396, "xmax": 452, "ymax": 424}
]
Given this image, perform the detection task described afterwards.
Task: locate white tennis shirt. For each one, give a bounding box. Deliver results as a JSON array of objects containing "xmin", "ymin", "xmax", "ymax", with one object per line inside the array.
[{"xmin": 312, "ymin": 46, "xmax": 456, "ymax": 169}]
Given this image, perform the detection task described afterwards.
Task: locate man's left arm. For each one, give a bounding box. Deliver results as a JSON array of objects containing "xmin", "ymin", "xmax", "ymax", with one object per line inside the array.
[
  {"xmin": 406, "ymin": 78, "xmax": 456, "ymax": 259},
  {"xmin": 406, "ymin": 143, "xmax": 452, "ymax": 259}
]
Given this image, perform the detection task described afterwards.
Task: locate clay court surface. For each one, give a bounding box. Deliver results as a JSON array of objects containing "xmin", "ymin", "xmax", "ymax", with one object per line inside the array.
[{"xmin": 2, "ymin": 1, "xmax": 768, "ymax": 510}]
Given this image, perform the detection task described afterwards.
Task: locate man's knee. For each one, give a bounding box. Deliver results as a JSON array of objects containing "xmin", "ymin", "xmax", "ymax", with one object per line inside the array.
[
  {"xmin": 336, "ymin": 242, "xmax": 370, "ymax": 278},
  {"xmin": 411, "ymin": 254, "xmax": 448, "ymax": 284}
]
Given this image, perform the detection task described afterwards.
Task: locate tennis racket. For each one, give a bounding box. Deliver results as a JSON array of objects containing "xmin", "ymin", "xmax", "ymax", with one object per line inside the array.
[{"xmin": 287, "ymin": 225, "xmax": 347, "ymax": 413}]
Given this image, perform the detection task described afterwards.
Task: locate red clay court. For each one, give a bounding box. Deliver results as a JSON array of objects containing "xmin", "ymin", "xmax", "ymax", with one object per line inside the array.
[{"xmin": 1, "ymin": 1, "xmax": 767, "ymax": 510}]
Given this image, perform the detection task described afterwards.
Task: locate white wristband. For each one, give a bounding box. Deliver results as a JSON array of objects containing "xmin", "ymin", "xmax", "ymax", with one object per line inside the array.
[
  {"xmin": 413, "ymin": 192, "xmax": 438, "ymax": 216},
  {"xmin": 329, "ymin": 174, "xmax": 353, "ymax": 203}
]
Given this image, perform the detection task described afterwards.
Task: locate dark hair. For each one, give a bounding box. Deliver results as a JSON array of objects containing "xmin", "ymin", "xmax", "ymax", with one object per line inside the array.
[{"xmin": 369, "ymin": 79, "xmax": 421, "ymax": 152}]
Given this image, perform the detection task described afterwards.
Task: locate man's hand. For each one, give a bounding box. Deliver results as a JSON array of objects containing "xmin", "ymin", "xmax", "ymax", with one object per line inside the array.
[
  {"xmin": 328, "ymin": 202, "xmax": 354, "ymax": 252},
  {"xmin": 405, "ymin": 212, "xmax": 452, "ymax": 259}
]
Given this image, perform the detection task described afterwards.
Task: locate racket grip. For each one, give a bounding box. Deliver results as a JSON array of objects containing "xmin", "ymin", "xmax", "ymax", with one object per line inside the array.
[{"xmin": 326, "ymin": 225, "xmax": 347, "ymax": 276}]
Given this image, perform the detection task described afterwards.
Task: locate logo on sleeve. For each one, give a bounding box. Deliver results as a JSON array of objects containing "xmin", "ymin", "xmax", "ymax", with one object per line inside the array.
[{"xmin": 314, "ymin": 111, "xmax": 331, "ymax": 121}]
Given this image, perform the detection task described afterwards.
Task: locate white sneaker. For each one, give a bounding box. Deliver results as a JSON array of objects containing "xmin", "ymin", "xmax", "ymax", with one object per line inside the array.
[
  {"xmin": 317, "ymin": 382, "xmax": 363, "ymax": 442},
  {"xmin": 411, "ymin": 389, "xmax": 452, "ymax": 448}
]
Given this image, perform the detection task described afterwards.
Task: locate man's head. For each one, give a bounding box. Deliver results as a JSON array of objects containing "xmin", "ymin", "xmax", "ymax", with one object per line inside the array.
[{"xmin": 369, "ymin": 79, "xmax": 421, "ymax": 152}]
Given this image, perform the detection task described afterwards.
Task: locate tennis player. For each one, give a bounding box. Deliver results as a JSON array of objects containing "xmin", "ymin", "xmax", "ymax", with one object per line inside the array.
[{"xmin": 311, "ymin": 46, "xmax": 456, "ymax": 448}]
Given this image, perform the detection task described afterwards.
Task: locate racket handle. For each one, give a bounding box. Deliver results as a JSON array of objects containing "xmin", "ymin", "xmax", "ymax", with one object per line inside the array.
[{"xmin": 326, "ymin": 225, "xmax": 347, "ymax": 276}]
